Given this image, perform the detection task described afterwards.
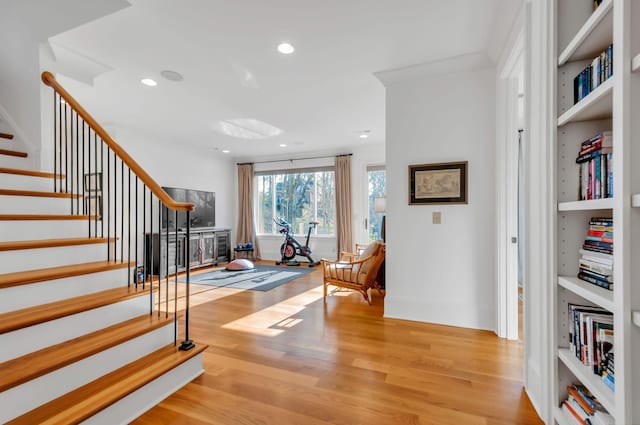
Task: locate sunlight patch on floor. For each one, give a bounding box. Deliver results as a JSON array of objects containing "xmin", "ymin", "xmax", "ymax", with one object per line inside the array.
[{"xmin": 221, "ymin": 285, "xmax": 324, "ymax": 336}]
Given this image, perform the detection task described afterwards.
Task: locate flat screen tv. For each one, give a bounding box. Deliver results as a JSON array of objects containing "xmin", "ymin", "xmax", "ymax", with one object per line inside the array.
[{"xmin": 162, "ymin": 187, "xmax": 215, "ymax": 230}]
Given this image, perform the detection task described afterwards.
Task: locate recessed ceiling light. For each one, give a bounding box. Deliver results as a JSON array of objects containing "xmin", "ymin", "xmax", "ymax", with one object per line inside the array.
[
  {"xmin": 277, "ymin": 42, "xmax": 295, "ymax": 54},
  {"xmin": 141, "ymin": 78, "xmax": 157, "ymax": 87},
  {"xmin": 359, "ymin": 134, "xmax": 369, "ymax": 139},
  {"xmin": 279, "ymin": 143, "xmax": 287, "ymax": 148},
  {"xmin": 222, "ymin": 149, "xmax": 230, "ymax": 154},
  {"xmin": 160, "ymin": 70, "xmax": 183, "ymax": 82}
]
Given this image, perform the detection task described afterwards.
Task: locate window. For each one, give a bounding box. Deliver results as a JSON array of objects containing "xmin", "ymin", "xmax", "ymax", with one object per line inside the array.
[
  {"xmin": 367, "ymin": 166, "xmax": 386, "ymax": 242},
  {"xmin": 256, "ymin": 169, "xmax": 335, "ymax": 235}
]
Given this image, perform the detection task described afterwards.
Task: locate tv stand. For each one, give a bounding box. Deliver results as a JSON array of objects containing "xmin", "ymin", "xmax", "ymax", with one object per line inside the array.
[{"xmin": 145, "ymin": 228, "xmax": 230, "ymax": 278}]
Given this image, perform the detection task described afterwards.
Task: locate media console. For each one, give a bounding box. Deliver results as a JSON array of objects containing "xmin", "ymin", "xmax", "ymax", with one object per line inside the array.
[{"xmin": 145, "ymin": 228, "xmax": 231, "ymax": 278}]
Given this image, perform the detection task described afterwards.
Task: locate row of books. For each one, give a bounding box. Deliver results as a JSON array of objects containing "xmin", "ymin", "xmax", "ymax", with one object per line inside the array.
[
  {"xmin": 568, "ymin": 303, "xmax": 614, "ymax": 384},
  {"xmin": 576, "ymin": 132, "xmax": 612, "ymax": 200},
  {"xmin": 561, "ymin": 383, "xmax": 613, "ymax": 425},
  {"xmin": 578, "ymin": 217, "xmax": 613, "ymax": 291},
  {"xmin": 573, "ymin": 44, "xmax": 613, "ymax": 104}
]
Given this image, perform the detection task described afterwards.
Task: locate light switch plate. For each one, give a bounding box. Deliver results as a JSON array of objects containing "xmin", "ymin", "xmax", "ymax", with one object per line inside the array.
[{"xmin": 432, "ymin": 211, "xmax": 441, "ymax": 224}]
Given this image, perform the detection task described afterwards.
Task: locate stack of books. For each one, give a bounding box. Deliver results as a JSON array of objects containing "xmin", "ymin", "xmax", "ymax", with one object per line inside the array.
[
  {"xmin": 578, "ymin": 217, "xmax": 613, "ymax": 290},
  {"xmin": 561, "ymin": 383, "xmax": 613, "ymax": 425},
  {"xmin": 568, "ymin": 304, "xmax": 613, "ymax": 374},
  {"xmin": 574, "ymin": 44, "xmax": 613, "ymax": 103},
  {"xmin": 577, "ymin": 131, "xmax": 612, "ymax": 200}
]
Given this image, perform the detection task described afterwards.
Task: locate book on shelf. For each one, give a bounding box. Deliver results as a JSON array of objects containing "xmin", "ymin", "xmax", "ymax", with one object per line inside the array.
[
  {"xmin": 573, "ymin": 44, "xmax": 613, "ymax": 104},
  {"xmin": 567, "ymin": 304, "xmax": 614, "ymax": 370},
  {"xmin": 578, "ymin": 218, "xmax": 614, "ymax": 289},
  {"xmin": 561, "ymin": 387, "xmax": 614, "ymax": 425},
  {"xmin": 576, "ymin": 133, "xmax": 612, "ymax": 200}
]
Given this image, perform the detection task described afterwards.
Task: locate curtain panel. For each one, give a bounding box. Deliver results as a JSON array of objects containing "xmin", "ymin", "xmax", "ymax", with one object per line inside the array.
[
  {"xmin": 236, "ymin": 163, "xmax": 260, "ymax": 258},
  {"xmin": 335, "ymin": 155, "xmax": 353, "ymax": 256}
]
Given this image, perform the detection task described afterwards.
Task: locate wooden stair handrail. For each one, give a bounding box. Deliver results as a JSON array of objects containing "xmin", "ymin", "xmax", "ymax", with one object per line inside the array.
[{"xmin": 41, "ymin": 71, "xmax": 194, "ymax": 212}]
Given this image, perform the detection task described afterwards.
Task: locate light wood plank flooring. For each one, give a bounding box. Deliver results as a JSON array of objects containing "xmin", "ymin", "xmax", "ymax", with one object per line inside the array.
[{"xmin": 135, "ymin": 263, "xmax": 542, "ymax": 425}]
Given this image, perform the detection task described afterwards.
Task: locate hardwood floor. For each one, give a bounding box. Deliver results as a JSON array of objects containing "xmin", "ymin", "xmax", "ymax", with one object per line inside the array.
[{"xmin": 134, "ymin": 263, "xmax": 542, "ymax": 425}]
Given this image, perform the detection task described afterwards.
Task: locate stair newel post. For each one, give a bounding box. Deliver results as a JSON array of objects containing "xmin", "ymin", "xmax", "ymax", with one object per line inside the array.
[
  {"xmin": 174, "ymin": 209, "xmax": 178, "ymax": 346},
  {"xmin": 180, "ymin": 211, "xmax": 194, "ymax": 351}
]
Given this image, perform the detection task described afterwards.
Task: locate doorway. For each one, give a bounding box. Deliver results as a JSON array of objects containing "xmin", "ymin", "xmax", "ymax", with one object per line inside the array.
[{"xmin": 497, "ymin": 30, "xmax": 525, "ymax": 341}]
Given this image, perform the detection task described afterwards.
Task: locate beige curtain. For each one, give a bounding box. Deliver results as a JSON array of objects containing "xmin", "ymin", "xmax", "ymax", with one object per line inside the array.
[
  {"xmin": 335, "ymin": 155, "xmax": 353, "ymax": 257},
  {"xmin": 236, "ymin": 163, "xmax": 260, "ymax": 258}
]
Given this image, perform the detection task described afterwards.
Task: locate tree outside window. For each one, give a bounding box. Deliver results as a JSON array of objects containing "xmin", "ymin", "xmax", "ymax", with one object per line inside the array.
[{"xmin": 256, "ymin": 170, "xmax": 335, "ymax": 235}]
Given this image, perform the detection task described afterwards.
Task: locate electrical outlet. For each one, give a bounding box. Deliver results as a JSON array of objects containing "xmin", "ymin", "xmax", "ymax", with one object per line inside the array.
[{"xmin": 432, "ymin": 211, "xmax": 441, "ymax": 224}]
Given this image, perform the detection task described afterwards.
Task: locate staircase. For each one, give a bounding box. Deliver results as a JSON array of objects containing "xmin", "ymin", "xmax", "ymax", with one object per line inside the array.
[{"xmin": 0, "ymin": 75, "xmax": 207, "ymax": 424}]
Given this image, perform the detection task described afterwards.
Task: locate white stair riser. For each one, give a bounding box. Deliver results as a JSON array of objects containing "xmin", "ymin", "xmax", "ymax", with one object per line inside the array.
[
  {"xmin": 84, "ymin": 354, "xmax": 204, "ymax": 425},
  {"xmin": 0, "ymin": 219, "xmax": 90, "ymax": 241},
  {"xmin": 0, "ymin": 195, "xmax": 72, "ymax": 214},
  {"xmin": 0, "ymin": 325, "xmax": 174, "ymax": 424},
  {"xmin": 0, "ymin": 155, "xmax": 30, "ymax": 168},
  {"xmin": 0, "ymin": 295, "xmax": 150, "ymax": 363},
  {"xmin": 0, "ymin": 243, "xmax": 108, "ymax": 274},
  {"xmin": 0, "ymin": 268, "xmax": 129, "ymax": 314},
  {"xmin": 0, "ymin": 173, "xmax": 53, "ymax": 191}
]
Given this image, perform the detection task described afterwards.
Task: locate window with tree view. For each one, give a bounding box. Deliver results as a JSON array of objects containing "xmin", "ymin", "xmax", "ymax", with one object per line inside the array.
[
  {"xmin": 256, "ymin": 169, "xmax": 335, "ymax": 236},
  {"xmin": 368, "ymin": 166, "xmax": 386, "ymax": 242}
]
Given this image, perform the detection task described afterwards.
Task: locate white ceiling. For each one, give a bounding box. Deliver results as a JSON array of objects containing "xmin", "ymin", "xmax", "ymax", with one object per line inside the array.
[{"xmin": 49, "ymin": 0, "xmax": 514, "ymax": 159}]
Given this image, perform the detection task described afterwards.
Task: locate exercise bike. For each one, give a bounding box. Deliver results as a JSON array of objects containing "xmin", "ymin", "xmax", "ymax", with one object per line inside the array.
[{"xmin": 274, "ymin": 218, "xmax": 320, "ymax": 267}]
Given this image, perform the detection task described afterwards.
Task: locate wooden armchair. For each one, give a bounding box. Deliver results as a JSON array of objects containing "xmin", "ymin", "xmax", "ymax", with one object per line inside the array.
[{"xmin": 321, "ymin": 241, "xmax": 385, "ymax": 304}]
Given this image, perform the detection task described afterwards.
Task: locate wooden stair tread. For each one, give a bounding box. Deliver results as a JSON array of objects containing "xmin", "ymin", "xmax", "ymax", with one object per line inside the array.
[
  {"xmin": 0, "ymin": 148, "xmax": 27, "ymax": 157},
  {"xmin": 0, "ymin": 237, "xmax": 116, "ymax": 252},
  {"xmin": 0, "ymin": 214, "xmax": 96, "ymax": 221},
  {"xmin": 0, "ymin": 132, "xmax": 14, "ymax": 140},
  {"xmin": 7, "ymin": 343, "xmax": 207, "ymax": 425},
  {"xmin": 0, "ymin": 188, "xmax": 81, "ymax": 198},
  {"xmin": 0, "ymin": 284, "xmax": 146, "ymax": 335},
  {"xmin": 0, "ymin": 260, "xmax": 131, "ymax": 289},
  {"xmin": 0, "ymin": 167, "xmax": 63, "ymax": 179},
  {"xmin": 0, "ymin": 314, "xmax": 173, "ymax": 392}
]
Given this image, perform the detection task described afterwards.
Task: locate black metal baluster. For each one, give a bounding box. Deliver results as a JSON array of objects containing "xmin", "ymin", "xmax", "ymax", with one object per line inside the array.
[
  {"xmin": 87, "ymin": 126, "xmax": 92, "ymax": 237},
  {"xmin": 174, "ymin": 210, "xmax": 179, "ymax": 346},
  {"xmin": 121, "ymin": 160, "xmax": 124, "ymax": 263},
  {"xmin": 143, "ymin": 186, "xmax": 147, "ymax": 290},
  {"xmin": 180, "ymin": 211, "xmax": 194, "ymax": 351},
  {"xmin": 157, "ymin": 198, "xmax": 161, "ymax": 317},
  {"xmin": 53, "ymin": 92, "xmax": 57, "ymax": 192},
  {"xmin": 165, "ymin": 203, "xmax": 169, "ymax": 318},
  {"xmin": 94, "ymin": 132, "xmax": 98, "ymax": 238},
  {"xmin": 76, "ymin": 115, "xmax": 80, "ymax": 214},
  {"xmin": 107, "ymin": 147, "xmax": 111, "ymax": 262},
  {"xmin": 128, "ymin": 169, "xmax": 131, "ymax": 286},
  {"xmin": 149, "ymin": 192, "xmax": 153, "ymax": 313},
  {"xmin": 58, "ymin": 97, "xmax": 63, "ymax": 193},
  {"xmin": 81, "ymin": 122, "xmax": 85, "ymax": 213},
  {"xmin": 64, "ymin": 102, "xmax": 68, "ymax": 195},
  {"xmin": 100, "ymin": 139, "xmax": 104, "ymax": 237},
  {"xmin": 135, "ymin": 177, "xmax": 139, "ymax": 288},
  {"xmin": 113, "ymin": 151, "xmax": 117, "ymax": 260},
  {"xmin": 70, "ymin": 111, "xmax": 75, "ymax": 212}
]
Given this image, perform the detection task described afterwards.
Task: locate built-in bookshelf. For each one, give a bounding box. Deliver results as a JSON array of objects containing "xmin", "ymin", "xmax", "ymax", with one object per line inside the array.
[{"xmin": 553, "ymin": 1, "xmax": 638, "ymax": 424}]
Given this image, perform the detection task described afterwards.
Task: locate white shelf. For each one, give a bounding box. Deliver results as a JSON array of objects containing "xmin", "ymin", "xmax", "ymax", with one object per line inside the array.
[
  {"xmin": 632, "ymin": 53, "xmax": 640, "ymax": 73},
  {"xmin": 558, "ymin": 276, "xmax": 614, "ymax": 312},
  {"xmin": 557, "ymin": 77, "xmax": 614, "ymax": 127},
  {"xmin": 557, "ymin": 198, "xmax": 613, "ymax": 211},
  {"xmin": 553, "ymin": 406, "xmax": 575, "ymax": 425},
  {"xmin": 558, "ymin": 348, "xmax": 615, "ymax": 414},
  {"xmin": 558, "ymin": 0, "xmax": 613, "ymax": 66},
  {"xmin": 633, "ymin": 311, "xmax": 640, "ymax": 328},
  {"xmin": 631, "ymin": 194, "xmax": 640, "ymax": 207}
]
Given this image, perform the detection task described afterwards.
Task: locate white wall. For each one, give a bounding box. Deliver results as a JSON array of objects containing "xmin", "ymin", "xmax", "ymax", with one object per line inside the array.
[
  {"xmin": 0, "ymin": 0, "xmax": 130, "ymax": 168},
  {"xmin": 112, "ymin": 127, "xmax": 235, "ymax": 231},
  {"xmin": 378, "ymin": 56, "xmax": 497, "ymax": 331}
]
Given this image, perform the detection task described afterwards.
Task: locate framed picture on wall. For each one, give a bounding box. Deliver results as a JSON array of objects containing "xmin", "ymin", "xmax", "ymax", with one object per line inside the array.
[
  {"xmin": 409, "ymin": 161, "xmax": 468, "ymax": 205},
  {"xmin": 84, "ymin": 173, "xmax": 102, "ymax": 192},
  {"xmin": 85, "ymin": 195, "xmax": 103, "ymax": 216}
]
